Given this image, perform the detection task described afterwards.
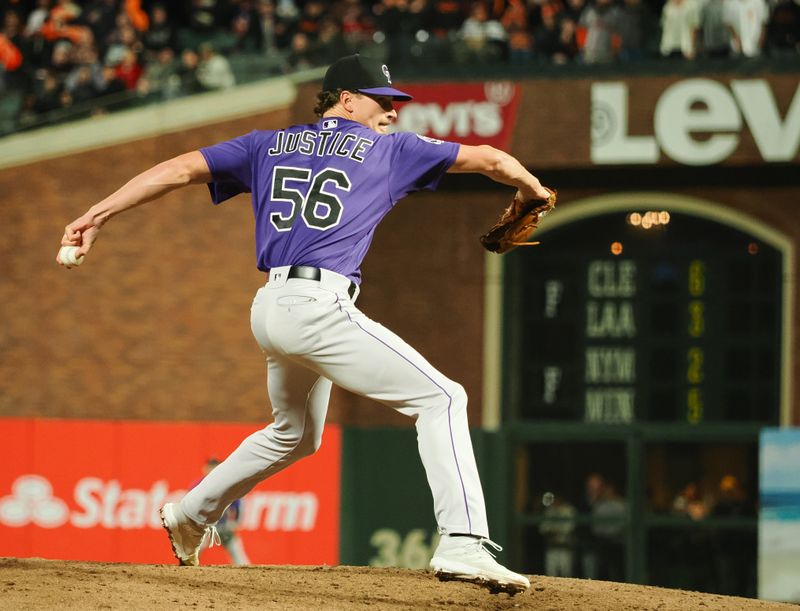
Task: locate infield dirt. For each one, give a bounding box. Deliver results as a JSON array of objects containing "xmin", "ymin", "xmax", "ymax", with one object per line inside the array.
[{"xmin": 1, "ymin": 558, "xmax": 798, "ymax": 610}]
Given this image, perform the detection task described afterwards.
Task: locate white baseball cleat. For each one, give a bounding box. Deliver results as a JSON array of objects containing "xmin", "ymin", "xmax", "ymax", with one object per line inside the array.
[
  {"xmin": 430, "ymin": 535, "xmax": 531, "ymax": 595},
  {"xmin": 159, "ymin": 503, "xmax": 220, "ymax": 566}
]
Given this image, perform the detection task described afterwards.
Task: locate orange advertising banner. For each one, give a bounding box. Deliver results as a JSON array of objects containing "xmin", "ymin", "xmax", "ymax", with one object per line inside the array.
[{"xmin": 0, "ymin": 418, "xmax": 341, "ymax": 565}]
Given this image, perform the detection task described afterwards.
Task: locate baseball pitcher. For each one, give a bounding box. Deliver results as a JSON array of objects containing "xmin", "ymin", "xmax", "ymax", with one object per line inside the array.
[{"xmin": 57, "ymin": 53, "xmax": 552, "ymax": 594}]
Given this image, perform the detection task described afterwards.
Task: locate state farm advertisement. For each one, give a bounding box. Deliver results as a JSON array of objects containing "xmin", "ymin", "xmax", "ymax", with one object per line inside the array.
[
  {"xmin": 0, "ymin": 418, "xmax": 340, "ymax": 565},
  {"xmin": 393, "ymin": 82, "xmax": 521, "ymax": 150}
]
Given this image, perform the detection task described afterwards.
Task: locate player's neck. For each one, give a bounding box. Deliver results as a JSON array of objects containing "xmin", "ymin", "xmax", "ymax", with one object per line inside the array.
[{"xmin": 323, "ymin": 108, "xmax": 355, "ymax": 122}]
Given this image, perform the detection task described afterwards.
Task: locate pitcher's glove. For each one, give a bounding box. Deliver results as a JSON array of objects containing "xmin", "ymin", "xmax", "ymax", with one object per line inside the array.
[{"xmin": 480, "ymin": 189, "xmax": 557, "ymax": 253}]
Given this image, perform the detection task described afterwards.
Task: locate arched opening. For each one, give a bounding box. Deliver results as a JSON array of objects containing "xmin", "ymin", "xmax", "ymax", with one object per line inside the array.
[{"xmin": 487, "ymin": 192, "xmax": 794, "ymax": 594}]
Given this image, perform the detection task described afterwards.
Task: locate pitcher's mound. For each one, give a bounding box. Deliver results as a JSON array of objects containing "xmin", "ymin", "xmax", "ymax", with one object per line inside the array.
[{"xmin": 0, "ymin": 558, "xmax": 795, "ymax": 610}]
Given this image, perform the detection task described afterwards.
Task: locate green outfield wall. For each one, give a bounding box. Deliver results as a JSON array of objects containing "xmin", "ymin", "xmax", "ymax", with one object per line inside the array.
[{"xmin": 339, "ymin": 428, "xmax": 510, "ymax": 567}]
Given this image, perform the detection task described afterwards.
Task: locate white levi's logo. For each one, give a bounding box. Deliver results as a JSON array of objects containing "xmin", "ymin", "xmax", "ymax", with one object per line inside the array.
[
  {"xmin": 416, "ymin": 134, "xmax": 444, "ymax": 145},
  {"xmin": 382, "ymin": 64, "xmax": 391, "ymax": 84},
  {"xmin": 322, "ymin": 118, "xmax": 338, "ymax": 129}
]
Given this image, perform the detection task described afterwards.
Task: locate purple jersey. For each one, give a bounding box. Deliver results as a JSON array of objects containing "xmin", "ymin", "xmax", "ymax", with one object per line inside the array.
[{"xmin": 200, "ymin": 117, "xmax": 460, "ymax": 284}]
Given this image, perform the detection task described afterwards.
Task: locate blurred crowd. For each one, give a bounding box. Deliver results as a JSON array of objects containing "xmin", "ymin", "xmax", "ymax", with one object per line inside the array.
[
  {"xmin": 534, "ymin": 471, "xmax": 754, "ymax": 595},
  {"xmin": 0, "ymin": 0, "xmax": 798, "ymax": 131}
]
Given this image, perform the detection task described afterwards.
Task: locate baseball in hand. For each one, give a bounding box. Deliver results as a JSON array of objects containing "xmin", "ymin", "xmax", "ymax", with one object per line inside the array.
[{"xmin": 59, "ymin": 245, "xmax": 84, "ymax": 266}]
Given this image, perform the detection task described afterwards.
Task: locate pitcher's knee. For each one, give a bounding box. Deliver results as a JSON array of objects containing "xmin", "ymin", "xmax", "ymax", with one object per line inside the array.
[
  {"xmin": 292, "ymin": 431, "xmax": 323, "ymax": 458},
  {"xmin": 262, "ymin": 427, "xmax": 321, "ymax": 461},
  {"xmin": 435, "ymin": 380, "xmax": 467, "ymax": 413},
  {"xmin": 449, "ymin": 382, "xmax": 467, "ymax": 407}
]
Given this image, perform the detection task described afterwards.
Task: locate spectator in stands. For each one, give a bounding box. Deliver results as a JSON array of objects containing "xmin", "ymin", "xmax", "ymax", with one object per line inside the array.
[
  {"xmin": 113, "ymin": 47, "xmax": 142, "ymax": 90},
  {"xmin": 315, "ymin": 16, "xmax": 347, "ymax": 62},
  {"xmin": 275, "ymin": 0, "xmax": 301, "ymax": 25},
  {"xmin": 563, "ymin": 0, "xmax": 588, "ymax": 25},
  {"xmin": 285, "ymin": 30, "xmax": 314, "ymax": 70},
  {"xmin": 671, "ymin": 481, "xmax": 708, "ymax": 520},
  {"xmin": 296, "ymin": 0, "xmax": 325, "ymax": 42},
  {"xmin": 7, "ymin": 0, "xmax": 796, "ymax": 136},
  {"xmin": 50, "ymin": 38, "xmax": 73, "ymax": 76},
  {"xmin": 124, "ymin": 0, "xmax": 149, "ymax": 34},
  {"xmin": 616, "ymin": 0, "xmax": 657, "ymax": 61},
  {"xmin": 3, "ymin": 9, "xmax": 24, "ymax": 46},
  {"xmin": 591, "ymin": 479, "xmax": 627, "ymax": 582},
  {"xmin": 579, "ymin": 0, "xmax": 622, "ymax": 63},
  {"xmin": 409, "ymin": 0, "xmax": 434, "ymax": 31},
  {"xmin": 188, "ymin": 0, "xmax": 222, "ymax": 37},
  {"xmin": 374, "ymin": 0, "xmax": 431, "ymax": 62},
  {"xmin": 534, "ymin": 5, "xmax": 563, "ymax": 61},
  {"xmin": 137, "ymin": 46, "xmax": 180, "ymax": 99},
  {"xmin": 272, "ymin": 0, "xmax": 300, "ymax": 50},
  {"xmin": 96, "ymin": 62, "xmax": 126, "ymax": 97},
  {"xmin": 339, "ymin": 0, "xmax": 373, "ymax": 51},
  {"xmin": 104, "ymin": 13, "xmax": 142, "ymax": 67},
  {"xmin": 196, "ymin": 41, "xmax": 235, "ymax": 89},
  {"xmin": 64, "ymin": 64, "xmax": 98, "ymax": 103},
  {"xmin": 29, "ymin": 68, "xmax": 64, "ymax": 113},
  {"xmin": 65, "ymin": 41, "xmax": 102, "ymax": 95},
  {"xmin": 143, "ymin": 4, "xmax": 176, "ymax": 57},
  {"xmin": 555, "ymin": 17, "xmax": 580, "ymax": 63},
  {"xmin": 275, "ymin": 0, "xmax": 300, "ymax": 19},
  {"xmin": 457, "ymin": 1, "xmax": 509, "ymax": 62},
  {"xmin": 73, "ymin": 39, "xmax": 102, "ymax": 71},
  {"xmin": 0, "ymin": 31, "xmax": 23, "ymax": 94},
  {"xmin": 766, "ymin": 0, "xmax": 800, "ymax": 56},
  {"xmin": 231, "ymin": 1, "xmax": 264, "ymax": 53},
  {"xmin": 578, "ymin": 472, "xmax": 605, "ymax": 579},
  {"xmin": 79, "ymin": 0, "xmax": 118, "ymax": 49},
  {"xmin": 24, "ymin": 0, "xmax": 51, "ymax": 39},
  {"xmin": 699, "ymin": 0, "xmax": 731, "ymax": 58},
  {"xmin": 725, "ymin": 0, "xmax": 769, "ymax": 57},
  {"xmin": 19, "ymin": 6, "xmax": 52, "ymax": 78},
  {"xmin": 429, "ymin": 0, "xmax": 465, "ymax": 39},
  {"xmin": 176, "ymin": 48, "xmax": 204, "ymax": 95},
  {"xmin": 1, "ymin": 10, "xmax": 24, "ymax": 86},
  {"xmin": 659, "ymin": 0, "xmax": 700, "ymax": 59},
  {"xmin": 256, "ymin": 0, "xmax": 279, "ymax": 52},
  {"xmin": 372, "ymin": 0, "xmax": 413, "ymax": 63},
  {"xmin": 41, "ymin": 0, "xmax": 91, "ymax": 46},
  {"xmin": 709, "ymin": 475, "xmax": 752, "ymax": 597},
  {"xmin": 539, "ymin": 491, "xmax": 578, "ymax": 577},
  {"xmin": 501, "ymin": 0, "xmax": 534, "ymax": 63}
]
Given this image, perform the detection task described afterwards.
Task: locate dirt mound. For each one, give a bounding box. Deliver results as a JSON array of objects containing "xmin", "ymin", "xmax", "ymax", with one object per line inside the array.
[{"xmin": 0, "ymin": 558, "xmax": 795, "ymax": 610}]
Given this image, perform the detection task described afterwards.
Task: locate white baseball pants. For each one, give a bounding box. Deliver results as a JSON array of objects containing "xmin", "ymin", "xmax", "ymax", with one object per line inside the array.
[{"xmin": 181, "ymin": 266, "xmax": 489, "ymax": 538}]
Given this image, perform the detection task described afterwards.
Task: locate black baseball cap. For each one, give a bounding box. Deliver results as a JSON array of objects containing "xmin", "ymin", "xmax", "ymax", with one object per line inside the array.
[{"xmin": 322, "ymin": 54, "xmax": 412, "ymax": 101}]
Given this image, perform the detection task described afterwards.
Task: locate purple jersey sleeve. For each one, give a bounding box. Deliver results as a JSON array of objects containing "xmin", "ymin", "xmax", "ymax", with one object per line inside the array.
[
  {"xmin": 199, "ymin": 132, "xmax": 255, "ymax": 204},
  {"xmin": 388, "ymin": 133, "xmax": 459, "ymax": 201}
]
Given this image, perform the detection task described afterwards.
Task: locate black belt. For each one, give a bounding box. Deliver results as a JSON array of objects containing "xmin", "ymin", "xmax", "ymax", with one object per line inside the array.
[{"xmin": 287, "ymin": 265, "xmax": 357, "ymax": 299}]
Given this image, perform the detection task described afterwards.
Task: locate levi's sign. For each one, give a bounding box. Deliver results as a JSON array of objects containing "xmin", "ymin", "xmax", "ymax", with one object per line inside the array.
[
  {"xmin": 394, "ymin": 82, "xmax": 521, "ymax": 150},
  {"xmin": 591, "ymin": 79, "xmax": 800, "ymax": 165}
]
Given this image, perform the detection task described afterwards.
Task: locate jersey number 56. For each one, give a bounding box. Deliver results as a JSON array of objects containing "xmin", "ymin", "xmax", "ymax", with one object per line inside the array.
[{"xmin": 270, "ymin": 166, "xmax": 351, "ymax": 232}]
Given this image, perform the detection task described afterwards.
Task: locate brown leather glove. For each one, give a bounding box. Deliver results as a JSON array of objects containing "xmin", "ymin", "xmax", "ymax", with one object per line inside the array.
[{"xmin": 480, "ymin": 189, "xmax": 557, "ymax": 253}]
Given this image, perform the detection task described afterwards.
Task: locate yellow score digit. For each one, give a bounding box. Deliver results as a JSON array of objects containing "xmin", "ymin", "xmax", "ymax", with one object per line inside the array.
[
  {"xmin": 688, "ymin": 260, "xmax": 705, "ymax": 297},
  {"xmin": 688, "ymin": 301, "xmax": 705, "ymax": 337},
  {"xmin": 687, "ymin": 387, "xmax": 703, "ymax": 424},
  {"xmin": 687, "ymin": 347, "xmax": 704, "ymax": 384}
]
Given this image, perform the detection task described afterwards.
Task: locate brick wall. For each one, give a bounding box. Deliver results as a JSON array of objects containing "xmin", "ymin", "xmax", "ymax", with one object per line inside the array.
[
  {"xmin": 0, "ymin": 110, "xmax": 501, "ymax": 427},
  {"xmin": 2, "ymin": 110, "xmax": 798, "ymax": 426}
]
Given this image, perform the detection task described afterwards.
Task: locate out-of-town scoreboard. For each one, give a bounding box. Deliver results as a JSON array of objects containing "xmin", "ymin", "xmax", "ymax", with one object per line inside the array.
[{"xmin": 503, "ymin": 209, "xmax": 783, "ymax": 424}]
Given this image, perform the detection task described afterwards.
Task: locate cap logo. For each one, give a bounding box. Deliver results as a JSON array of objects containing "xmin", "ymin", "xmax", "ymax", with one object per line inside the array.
[{"xmin": 381, "ymin": 64, "xmax": 392, "ymax": 84}]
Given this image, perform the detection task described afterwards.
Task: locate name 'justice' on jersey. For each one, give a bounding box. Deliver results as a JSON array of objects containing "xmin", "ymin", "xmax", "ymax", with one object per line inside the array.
[{"xmin": 200, "ymin": 117, "xmax": 460, "ymax": 284}]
